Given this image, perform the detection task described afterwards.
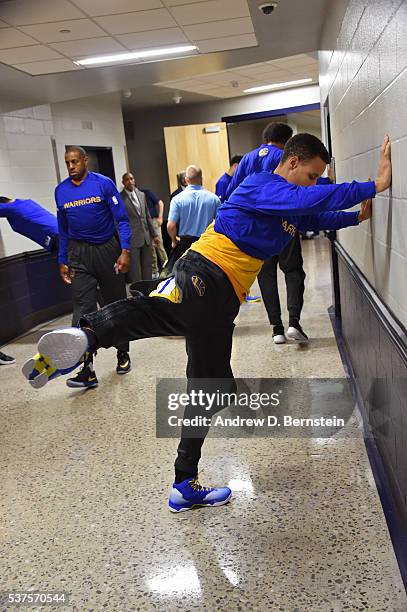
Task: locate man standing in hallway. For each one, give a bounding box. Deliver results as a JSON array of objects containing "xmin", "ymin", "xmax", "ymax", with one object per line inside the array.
[
  {"xmin": 215, "ymin": 155, "xmax": 243, "ymax": 202},
  {"xmin": 225, "ymin": 122, "xmax": 293, "ymax": 197},
  {"xmin": 56, "ymin": 146, "xmax": 132, "ymax": 388},
  {"xmin": 121, "ymin": 173, "xmax": 160, "ymax": 283},
  {"xmin": 166, "ymin": 164, "xmax": 220, "ymax": 270},
  {"xmin": 140, "ymin": 186, "xmax": 167, "ymax": 278},
  {"xmin": 226, "ymin": 122, "xmax": 308, "ymax": 340},
  {"xmin": 170, "ymin": 171, "xmax": 187, "ymax": 201}
]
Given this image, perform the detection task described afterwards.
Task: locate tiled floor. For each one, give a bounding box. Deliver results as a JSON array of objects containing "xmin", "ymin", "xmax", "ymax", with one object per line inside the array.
[{"xmin": 0, "ymin": 238, "xmax": 405, "ymax": 611}]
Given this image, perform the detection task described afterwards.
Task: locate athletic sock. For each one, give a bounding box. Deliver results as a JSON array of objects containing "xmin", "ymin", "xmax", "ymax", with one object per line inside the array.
[
  {"xmin": 81, "ymin": 327, "xmax": 98, "ymax": 353},
  {"xmin": 175, "ymin": 470, "xmax": 197, "ymax": 484}
]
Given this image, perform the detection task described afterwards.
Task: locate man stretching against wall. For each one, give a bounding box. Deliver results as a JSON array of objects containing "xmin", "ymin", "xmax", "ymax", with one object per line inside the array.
[{"xmin": 23, "ymin": 134, "xmax": 391, "ymax": 512}]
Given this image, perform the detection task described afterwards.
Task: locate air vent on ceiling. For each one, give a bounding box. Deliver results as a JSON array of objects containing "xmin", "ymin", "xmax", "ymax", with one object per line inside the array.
[{"xmin": 81, "ymin": 120, "xmax": 93, "ymax": 130}]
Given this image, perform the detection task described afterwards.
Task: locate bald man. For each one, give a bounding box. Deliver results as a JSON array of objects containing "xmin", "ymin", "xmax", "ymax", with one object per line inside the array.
[{"xmin": 166, "ymin": 165, "xmax": 220, "ymax": 269}]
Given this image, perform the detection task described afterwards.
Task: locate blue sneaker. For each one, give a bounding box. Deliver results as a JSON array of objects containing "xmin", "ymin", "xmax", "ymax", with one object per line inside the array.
[
  {"xmin": 168, "ymin": 477, "xmax": 232, "ymax": 513},
  {"xmin": 245, "ymin": 294, "xmax": 262, "ymax": 303},
  {"xmin": 22, "ymin": 328, "xmax": 88, "ymax": 389}
]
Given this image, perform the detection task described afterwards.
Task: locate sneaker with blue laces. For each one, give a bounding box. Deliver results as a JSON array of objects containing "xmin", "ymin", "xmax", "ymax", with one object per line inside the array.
[
  {"xmin": 22, "ymin": 328, "xmax": 89, "ymax": 389},
  {"xmin": 168, "ymin": 477, "xmax": 232, "ymax": 513}
]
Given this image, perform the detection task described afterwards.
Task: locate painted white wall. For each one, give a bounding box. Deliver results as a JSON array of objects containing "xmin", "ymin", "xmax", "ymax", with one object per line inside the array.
[
  {"xmin": 320, "ymin": 0, "xmax": 407, "ymax": 327},
  {"xmin": 0, "ymin": 104, "xmax": 56, "ymax": 257},
  {"xmin": 0, "ymin": 93, "xmax": 127, "ymax": 258},
  {"xmin": 51, "ymin": 92, "xmax": 127, "ymax": 186}
]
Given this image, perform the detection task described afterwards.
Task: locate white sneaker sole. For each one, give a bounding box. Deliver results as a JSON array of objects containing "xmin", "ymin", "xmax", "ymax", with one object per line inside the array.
[
  {"xmin": 168, "ymin": 492, "xmax": 232, "ymax": 513},
  {"xmin": 273, "ymin": 334, "xmax": 286, "ymax": 345},
  {"xmin": 286, "ymin": 327, "xmax": 309, "ymax": 343},
  {"xmin": 38, "ymin": 329, "xmax": 88, "ymax": 369},
  {"xmin": 21, "ymin": 358, "xmax": 51, "ymax": 389}
]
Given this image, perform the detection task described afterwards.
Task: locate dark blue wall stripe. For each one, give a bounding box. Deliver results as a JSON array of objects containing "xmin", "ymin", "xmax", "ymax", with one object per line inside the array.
[{"xmin": 222, "ymin": 102, "xmax": 320, "ymax": 124}]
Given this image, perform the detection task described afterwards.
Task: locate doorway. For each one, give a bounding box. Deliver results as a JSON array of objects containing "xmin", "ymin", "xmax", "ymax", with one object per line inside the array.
[
  {"xmin": 225, "ymin": 109, "xmax": 322, "ymax": 158},
  {"xmin": 163, "ymin": 122, "xmax": 230, "ymax": 194},
  {"xmin": 65, "ymin": 145, "xmax": 116, "ymax": 183}
]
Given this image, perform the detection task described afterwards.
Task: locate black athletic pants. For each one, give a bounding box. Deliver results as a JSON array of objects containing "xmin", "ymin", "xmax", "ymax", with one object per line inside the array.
[
  {"xmin": 68, "ymin": 235, "xmax": 129, "ymax": 353},
  {"xmin": 164, "ymin": 235, "xmax": 199, "ymax": 275},
  {"xmin": 258, "ymin": 233, "xmax": 306, "ymax": 327},
  {"xmin": 81, "ymin": 251, "xmax": 240, "ymax": 480}
]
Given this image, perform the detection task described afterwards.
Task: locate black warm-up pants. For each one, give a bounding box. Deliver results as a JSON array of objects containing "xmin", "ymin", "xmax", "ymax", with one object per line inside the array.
[
  {"xmin": 81, "ymin": 250, "xmax": 240, "ymax": 480},
  {"xmin": 257, "ymin": 233, "xmax": 306, "ymax": 327},
  {"xmin": 68, "ymin": 235, "xmax": 129, "ymax": 353}
]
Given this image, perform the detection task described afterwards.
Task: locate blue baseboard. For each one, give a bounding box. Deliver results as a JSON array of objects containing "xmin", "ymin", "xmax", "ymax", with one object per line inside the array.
[
  {"xmin": 0, "ymin": 250, "xmax": 72, "ymax": 346},
  {"xmin": 329, "ymin": 306, "xmax": 407, "ymax": 593}
]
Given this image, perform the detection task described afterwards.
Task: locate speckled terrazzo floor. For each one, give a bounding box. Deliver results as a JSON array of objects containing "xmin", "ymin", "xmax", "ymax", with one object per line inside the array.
[{"xmin": 0, "ymin": 238, "xmax": 405, "ymax": 611}]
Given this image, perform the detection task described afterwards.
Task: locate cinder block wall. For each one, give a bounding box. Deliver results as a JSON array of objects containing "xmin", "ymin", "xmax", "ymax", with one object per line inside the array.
[
  {"xmin": 320, "ymin": 0, "xmax": 407, "ymax": 328},
  {"xmin": 320, "ymin": 0, "xmax": 407, "ymax": 527}
]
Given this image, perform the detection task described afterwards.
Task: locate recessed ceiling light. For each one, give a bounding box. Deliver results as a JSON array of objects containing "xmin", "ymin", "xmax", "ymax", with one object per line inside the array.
[
  {"xmin": 74, "ymin": 45, "xmax": 197, "ymax": 67},
  {"xmin": 243, "ymin": 78, "xmax": 313, "ymax": 93},
  {"xmin": 59, "ymin": 29, "xmax": 71, "ymax": 33}
]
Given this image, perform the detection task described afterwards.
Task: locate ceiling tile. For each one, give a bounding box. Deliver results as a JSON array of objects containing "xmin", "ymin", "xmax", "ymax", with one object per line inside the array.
[
  {"xmin": 0, "ymin": 45, "xmax": 63, "ymax": 64},
  {"xmin": 224, "ymin": 71, "xmax": 256, "ymax": 84},
  {"xmin": 199, "ymin": 86, "xmax": 237, "ymax": 98},
  {"xmin": 51, "ymin": 37, "xmax": 126, "ymax": 57},
  {"xmin": 192, "ymin": 71, "xmax": 228, "ymax": 84},
  {"xmin": 0, "ymin": 0, "xmax": 84, "ymax": 26},
  {"xmin": 94, "ymin": 8, "xmax": 176, "ymax": 35},
  {"xmin": 197, "ymin": 33, "xmax": 257, "ymax": 54},
  {"xmin": 184, "ymin": 17, "xmax": 252, "ymax": 41},
  {"xmin": 164, "ymin": 0, "xmax": 203, "ymax": 5},
  {"xmin": 117, "ymin": 28, "xmax": 188, "ymax": 50},
  {"xmin": 15, "ymin": 58, "xmax": 81, "ymax": 75},
  {"xmin": 243, "ymin": 69, "xmax": 293, "ymax": 81},
  {"xmin": 272, "ymin": 54, "xmax": 309, "ymax": 63},
  {"xmin": 160, "ymin": 78, "xmax": 209, "ymax": 89},
  {"xmin": 276, "ymin": 58, "xmax": 317, "ymax": 69},
  {"xmin": 0, "ymin": 28, "xmax": 36, "ymax": 49},
  {"xmin": 231, "ymin": 63, "xmax": 272, "ymax": 73},
  {"xmin": 170, "ymin": 0, "xmax": 249, "ymax": 25},
  {"xmin": 73, "ymin": 0, "xmax": 163, "ymax": 17},
  {"xmin": 20, "ymin": 19, "xmax": 107, "ymax": 43}
]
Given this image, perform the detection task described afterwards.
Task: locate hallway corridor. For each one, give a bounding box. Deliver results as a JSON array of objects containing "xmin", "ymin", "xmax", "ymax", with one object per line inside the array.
[{"xmin": 1, "ymin": 238, "xmax": 405, "ymax": 611}]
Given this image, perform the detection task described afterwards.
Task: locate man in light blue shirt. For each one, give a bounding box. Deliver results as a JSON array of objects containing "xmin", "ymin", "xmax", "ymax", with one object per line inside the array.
[{"xmin": 166, "ymin": 165, "xmax": 220, "ymax": 270}]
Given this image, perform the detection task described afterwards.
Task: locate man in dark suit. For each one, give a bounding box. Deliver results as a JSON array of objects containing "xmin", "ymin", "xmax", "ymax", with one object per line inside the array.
[
  {"xmin": 170, "ymin": 171, "xmax": 187, "ymax": 201},
  {"xmin": 121, "ymin": 172, "xmax": 160, "ymax": 283}
]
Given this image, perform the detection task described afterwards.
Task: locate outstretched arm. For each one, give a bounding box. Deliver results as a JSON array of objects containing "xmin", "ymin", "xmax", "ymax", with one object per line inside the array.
[
  {"xmin": 297, "ymin": 199, "xmax": 372, "ymax": 232},
  {"xmin": 259, "ymin": 135, "xmax": 391, "ymax": 216}
]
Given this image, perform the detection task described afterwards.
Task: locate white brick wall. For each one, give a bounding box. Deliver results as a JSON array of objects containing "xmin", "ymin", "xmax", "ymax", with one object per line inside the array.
[
  {"xmin": 0, "ymin": 104, "xmax": 56, "ymax": 257},
  {"xmin": 0, "ymin": 93, "xmax": 127, "ymax": 258},
  {"xmin": 320, "ymin": 0, "xmax": 407, "ymax": 327}
]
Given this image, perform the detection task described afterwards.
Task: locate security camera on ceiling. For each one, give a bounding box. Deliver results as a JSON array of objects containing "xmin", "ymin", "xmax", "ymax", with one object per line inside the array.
[{"xmin": 258, "ymin": 2, "xmax": 278, "ymax": 14}]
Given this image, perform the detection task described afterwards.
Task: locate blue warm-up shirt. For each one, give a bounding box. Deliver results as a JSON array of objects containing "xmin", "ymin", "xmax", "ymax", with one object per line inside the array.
[
  {"xmin": 215, "ymin": 172, "xmax": 232, "ymax": 202},
  {"xmin": 191, "ymin": 172, "xmax": 375, "ymax": 301},
  {"xmin": 0, "ymin": 199, "xmax": 58, "ymax": 251},
  {"xmin": 141, "ymin": 188, "xmax": 160, "ymax": 218},
  {"xmin": 226, "ymin": 144, "xmax": 283, "ymax": 198},
  {"xmin": 55, "ymin": 172, "xmax": 131, "ymax": 264}
]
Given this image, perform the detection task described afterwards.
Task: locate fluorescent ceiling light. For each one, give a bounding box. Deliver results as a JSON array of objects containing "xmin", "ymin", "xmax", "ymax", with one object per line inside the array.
[
  {"xmin": 75, "ymin": 45, "xmax": 197, "ymax": 66},
  {"xmin": 243, "ymin": 78, "xmax": 313, "ymax": 93}
]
